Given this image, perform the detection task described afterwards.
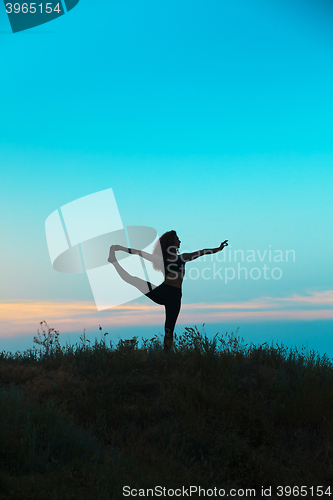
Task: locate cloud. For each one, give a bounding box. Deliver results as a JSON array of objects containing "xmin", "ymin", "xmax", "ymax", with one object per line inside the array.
[
  {"xmin": 183, "ymin": 290, "xmax": 333, "ymax": 310},
  {"xmin": 0, "ymin": 289, "xmax": 332, "ymax": 338}
]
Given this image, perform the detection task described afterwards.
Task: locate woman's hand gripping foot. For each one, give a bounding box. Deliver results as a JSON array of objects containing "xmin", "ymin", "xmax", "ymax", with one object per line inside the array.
[{"xmin": 108, "ymin": 245, "xmax": 117, "ymax": 264}]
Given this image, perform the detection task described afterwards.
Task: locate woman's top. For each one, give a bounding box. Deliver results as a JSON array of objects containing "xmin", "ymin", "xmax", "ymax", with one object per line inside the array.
[{"xmin": 163, "ymin": 254, "xmax": 185, "ymax": 279}]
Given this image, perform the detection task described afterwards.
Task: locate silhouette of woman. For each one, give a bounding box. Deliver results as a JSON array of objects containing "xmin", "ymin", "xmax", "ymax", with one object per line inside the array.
[{"xmin": 108, "ymin": 231, "xmax": 228, "ymax": 350}]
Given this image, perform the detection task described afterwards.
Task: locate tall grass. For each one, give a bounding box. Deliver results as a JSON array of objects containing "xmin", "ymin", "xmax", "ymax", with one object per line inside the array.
[{"xmin": 0, "ymin": 323, "xmax": 333, "ymax": 499}]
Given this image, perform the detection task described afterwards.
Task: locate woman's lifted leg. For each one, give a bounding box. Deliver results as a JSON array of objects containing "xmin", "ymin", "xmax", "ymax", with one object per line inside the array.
[{"xmin": 108, "ymin": 245, "xmax": 152, "ymax": 295}]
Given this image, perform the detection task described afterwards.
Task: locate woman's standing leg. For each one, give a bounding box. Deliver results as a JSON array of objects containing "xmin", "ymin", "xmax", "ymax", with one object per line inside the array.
[{"xmin": 164, "ymin": 293, "xmax": 182, "ymax": 350}]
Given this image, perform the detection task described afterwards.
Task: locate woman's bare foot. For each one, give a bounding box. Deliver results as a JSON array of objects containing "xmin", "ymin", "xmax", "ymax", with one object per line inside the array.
[{"xmin": 108, "ymin": 245, "xmax": 117, "ymax": 264}]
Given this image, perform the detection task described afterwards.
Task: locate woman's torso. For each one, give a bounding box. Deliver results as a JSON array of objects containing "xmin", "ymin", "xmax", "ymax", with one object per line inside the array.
[{"xmin": 162, "ymin": 254, "xmax": 185, "ymax": 289}]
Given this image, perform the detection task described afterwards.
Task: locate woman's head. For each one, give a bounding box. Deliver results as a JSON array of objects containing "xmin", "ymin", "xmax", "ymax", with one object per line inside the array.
[{"xmin": 152, "ymin": 230, "xmax": 181, "ymax": 271}]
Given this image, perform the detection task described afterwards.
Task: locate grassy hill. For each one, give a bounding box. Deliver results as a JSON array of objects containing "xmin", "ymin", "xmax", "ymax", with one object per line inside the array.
[{"xmin": 0, "ymin": 323, "xmax": 332, "ymax": 499}]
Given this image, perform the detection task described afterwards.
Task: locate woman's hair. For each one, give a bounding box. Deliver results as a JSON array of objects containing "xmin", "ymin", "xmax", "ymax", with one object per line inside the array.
[{"xmin": 152, "ymin": 230, "xmax": 178, "ymax": 272}]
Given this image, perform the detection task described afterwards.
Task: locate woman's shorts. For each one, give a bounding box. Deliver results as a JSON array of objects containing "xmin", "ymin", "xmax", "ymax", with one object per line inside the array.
[{"xmin": 145, "ymin": 283, "xmax": 182, "ymax": 306}]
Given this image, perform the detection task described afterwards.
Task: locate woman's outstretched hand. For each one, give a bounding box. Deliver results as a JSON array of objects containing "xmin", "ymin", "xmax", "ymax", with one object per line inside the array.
[{"xmin": 219, "ymin": 240, "xmax": 228, "ymax": 251}]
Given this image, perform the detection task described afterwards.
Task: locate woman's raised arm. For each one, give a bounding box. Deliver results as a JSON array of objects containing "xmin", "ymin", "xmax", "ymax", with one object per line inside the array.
[
  {"xmin": 112, "ymin": 245, "xmax": 163, "ymax": 266},
  {"xmin": 180, "ymin": 240, "xmax": 228, "ymax": 263}
]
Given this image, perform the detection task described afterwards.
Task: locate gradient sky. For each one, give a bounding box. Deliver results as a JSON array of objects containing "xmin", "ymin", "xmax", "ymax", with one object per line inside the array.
[{"xmin": 0, "ymin": 0, "xmax": 332, "ymax": 355}]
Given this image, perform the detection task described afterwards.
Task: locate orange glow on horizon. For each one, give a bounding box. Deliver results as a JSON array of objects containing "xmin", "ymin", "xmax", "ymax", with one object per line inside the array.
[{"xmin": 0, "ymin": 289, "xmax": 332, "ymax": 338}]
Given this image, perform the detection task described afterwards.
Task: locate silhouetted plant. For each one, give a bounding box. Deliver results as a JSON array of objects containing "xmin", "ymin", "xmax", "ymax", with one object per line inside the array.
[
  {"xmin": 116, "ymin": 336, "xmax": 139, "ymax": 353},
  {"xmin": 172, "ymin": 324, "xmax": 247, "ymax": 355},
  {"xmin": 33, "ymin": 320, "xmax": 61, "ymax": 354},
  {"xmin": 78, "ymin": 328, "xmax": 90, "ymax": 350}
]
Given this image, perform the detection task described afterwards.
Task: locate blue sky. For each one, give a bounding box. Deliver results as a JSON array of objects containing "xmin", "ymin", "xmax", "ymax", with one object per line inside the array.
[{"xmin": 0, "ymin": 0, "xmax": 332, "ymax": 355}]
